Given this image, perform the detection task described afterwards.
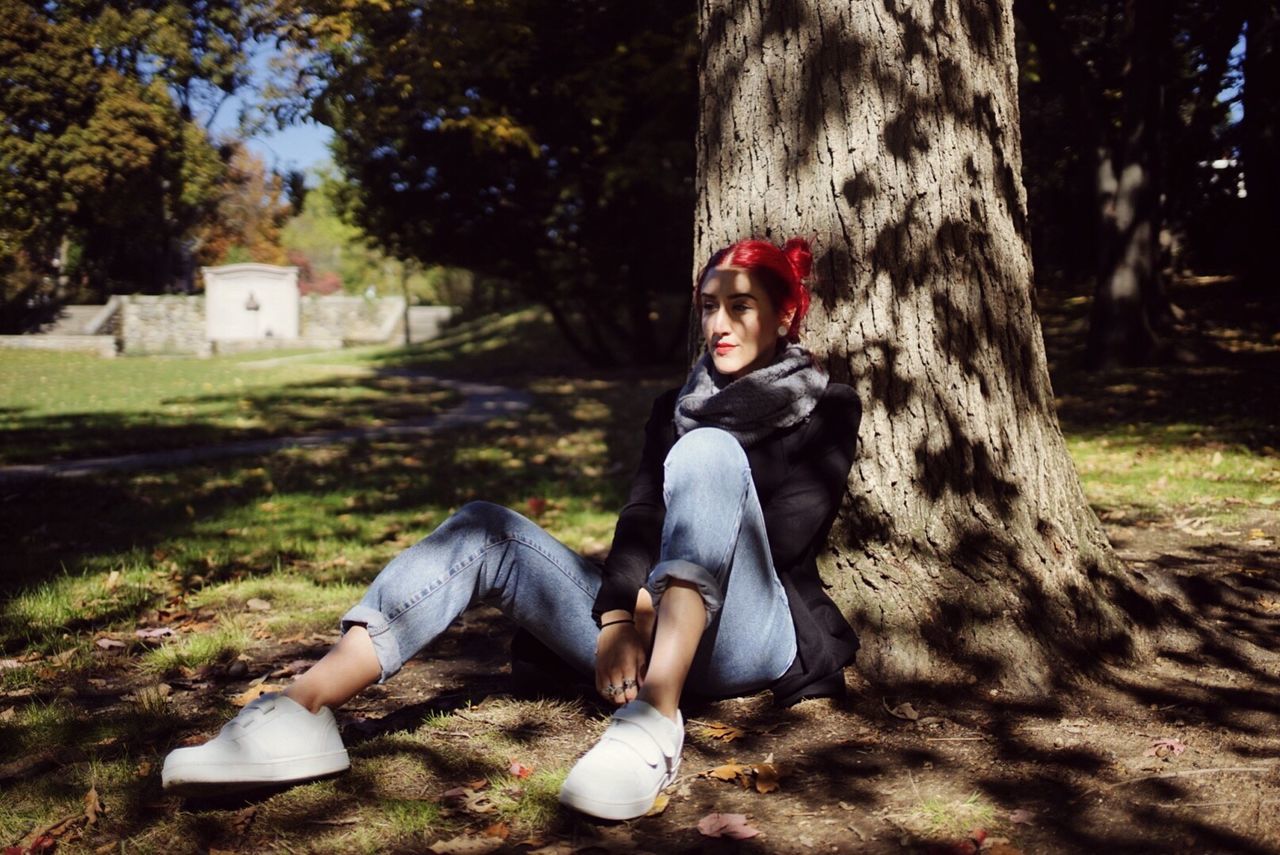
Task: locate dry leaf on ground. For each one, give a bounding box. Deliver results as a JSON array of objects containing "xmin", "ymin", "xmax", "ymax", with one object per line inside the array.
[
  {"xmin": 1008, "ymin": 807, "xmax": 1036, "ymax": 824},
  {"xmin": 701, "ymin": 760, "xmax": 786, "ymax": 793},
  {"xmin": 508, "ymin": 760, "xmax": 532, "ymax": 778},
  {"xmin": 440, "ymin": 785, "xmax": 498, "ymax": 815},
  {"xmin": 480, "ymin": 821, "xmax": 509, "ymax": 839},
  {"xmin": 94, "ymin": 638, "xmax": 125, "ymax": 650},
  {"xmin": 694, "ymin": 720, "xmax": 749, "ymax": 742},
  {"xmin": 697, "ymin": 812, "xmax": 760, "ymax": 840},
  {"xmin": 246, "ymin": 598, "xmax": 272, "ymax": 611},
  {"xmin": 883, "ymin": 698, "xmax": 920, "ymax": 721},
  {"xmin": 83, "ymin": 786, "xmax": 104, "ymax": 826},
  {"xmin": 134, "ymin": 627, "xmax": 175, "ymax": 639},
  {"xmin": 645, "ymin": 793, "xmax": 671, "ymax": 816},
  {"xmin": 231, "ymin": 684, "xmax": 282, "ymax": 706}
]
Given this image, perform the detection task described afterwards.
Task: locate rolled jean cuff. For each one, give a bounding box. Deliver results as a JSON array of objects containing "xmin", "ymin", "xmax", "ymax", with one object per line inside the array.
[
  {"xmin": 645, "ymin": 559, "xmax": 723, "ymax": 629},
  {"xmin": 340, "ymin": 603, "xmax": 403, "ymax": 683}
]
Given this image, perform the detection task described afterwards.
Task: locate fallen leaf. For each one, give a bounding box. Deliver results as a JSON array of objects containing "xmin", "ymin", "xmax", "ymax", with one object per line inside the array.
[
  {"xmin": 231, "ymin": 684, "xmax": 282, "ymax": 707},
  {"xmin": 1008, "ymin": 808, "xmax": 1036, "ymax": 824},
  {"xmin": 706, "ymin": 761, "xmax": 751, "ymax": 783},
  {"xmin": 697, "ymin": 812, "xmax": 760, "ymax": 840},
  {"xmin": 508, "ymin": 760, "xmax": 533, "ymax": 779},
  {"xmin": 480, "ymin": 822, "xmax": 510, "ymax": 839},
  {"xmin": 753, "ymin": 762, "xmax": 780, "ymax": 793},
  {"xmin": 246, "ymin": 598, "xmax": 272, "ymax": 612},
  {"xmin": 428, "ymin": 834, "xmax": 504, "ymax": 854},
  {"xmin": 696, "ymin": 720, "xmax": 749, "ymax": 742},
  {"xmin": 645, "ymin": 793, "xmax": 671, "ymax": 816},
  {"xmin": 440, "ymin": 786, "xmax": 497, "ymax": 814},
  {"xmin": 84, "ymin": 786, "xmax": 104, "ymax": 826},
  {"xmin": 1144, "ymin": 737, "xmax": 1187, "ymax": 758},
  {"xmin": 884, "ymin": 698, "xmax": 920, "ymax": 721},
  {"xmin": 94, "ymin": 638, "xmax": 126, "ymax": 650},
  {"xmin": 134, "ymin": 627, "xmax": 175, "ymax": 639}
]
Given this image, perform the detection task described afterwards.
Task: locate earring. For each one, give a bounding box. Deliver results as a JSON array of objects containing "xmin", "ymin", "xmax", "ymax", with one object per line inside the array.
[{"xmin": 777, "ymin": 324, "xmax": 789, "ymax": 337}]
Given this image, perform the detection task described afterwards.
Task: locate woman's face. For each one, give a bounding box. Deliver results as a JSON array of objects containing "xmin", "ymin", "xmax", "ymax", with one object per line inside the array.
[{"xmin": 699, "ymin": 266, "xmax": 792, "ymax": 380}]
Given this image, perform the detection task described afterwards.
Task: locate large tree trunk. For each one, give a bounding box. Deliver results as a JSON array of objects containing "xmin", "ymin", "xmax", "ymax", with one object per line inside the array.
[
  {"xmin": 697, "ymin": 0, "xmax": 1151, "ymax": 692},
  {"xmin": 1243, "ymin": 0, "xmax": 1280, "ymax": 294},
  {"xmin": 1086, "ymin": 0, "xmax": 1171, "ymax": 367}
]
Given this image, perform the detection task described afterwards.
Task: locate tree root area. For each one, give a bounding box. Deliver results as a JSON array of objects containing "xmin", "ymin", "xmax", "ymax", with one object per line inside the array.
[{"xmin": 2, "ymin": 513, "xmax": 1274, "ymax": 854}]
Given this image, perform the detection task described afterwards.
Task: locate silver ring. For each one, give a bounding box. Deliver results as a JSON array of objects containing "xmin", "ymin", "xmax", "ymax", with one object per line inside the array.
[
  {"xmin": 621, "ymin": 678, "xmax": 637, "ymax": 690},
  {"xmin": 605, "ymin": 684, "xmax": 622, "ymax": 695}
]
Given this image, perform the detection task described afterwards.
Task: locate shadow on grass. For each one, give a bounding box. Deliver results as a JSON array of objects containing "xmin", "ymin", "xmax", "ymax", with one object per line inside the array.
[
  {"xmin": 0, "ymin": 370, "xmax": 458, "ymax": 467},
  {"xmin": 1041, "ymin": 276, "xmax": 1280, "ymax": 453}
]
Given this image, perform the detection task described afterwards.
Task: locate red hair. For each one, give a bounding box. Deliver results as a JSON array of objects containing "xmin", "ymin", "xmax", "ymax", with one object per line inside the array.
[{"xmin": 695, "ymin": 238, "xmax": 814, "ymax": 342}]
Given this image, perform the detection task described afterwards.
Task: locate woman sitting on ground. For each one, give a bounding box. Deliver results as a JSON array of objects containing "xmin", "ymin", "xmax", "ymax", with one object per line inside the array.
[{"xmin": 162, "ymin": 236, "xmax": 862, "ymax": 821}]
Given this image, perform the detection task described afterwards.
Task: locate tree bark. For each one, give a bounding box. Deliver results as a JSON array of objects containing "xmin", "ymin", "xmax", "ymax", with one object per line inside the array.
[
  {"xmin": 1243, "ymin": 0, "xmax": 1280, "ymax": 294},
  {"xmin": 697, "ymin": 0, "xmax": 1150, "ymax": 692},
  {"xmin": 1086, "ymin": 0, "xmax": 1170, "ymax": 367}
]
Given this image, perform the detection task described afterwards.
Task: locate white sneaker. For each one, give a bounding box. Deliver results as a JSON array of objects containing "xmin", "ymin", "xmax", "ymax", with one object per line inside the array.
[
  {"xmin": 162, "ymin": 692, "xmax": 350, "ymax": 793},
  {"xmin": 559, "ymin": 700, "xmax": 683, "ymax": 820}
]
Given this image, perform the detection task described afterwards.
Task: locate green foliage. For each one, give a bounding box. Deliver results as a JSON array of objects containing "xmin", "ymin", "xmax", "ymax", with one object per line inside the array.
[
  {"xmin": 286, "ymin": 0, "xmax": 698, "ymax": 365},
  {"xmin": 0, "ymin": 0, "xmax": 281, "ymax": 329},
  {"xmin": 282, "ymin": 167, "xmax": 481, "ymax": 305}
]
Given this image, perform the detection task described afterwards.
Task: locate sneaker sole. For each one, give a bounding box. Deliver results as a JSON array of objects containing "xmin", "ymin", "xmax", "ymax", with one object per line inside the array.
[
  {"xmin": 162, "ymin": 750, "xmax": 350, "ymax": 794},
  {"xmin": 558, "ymin": 768, "xmax": 678, "ymax": 821}
]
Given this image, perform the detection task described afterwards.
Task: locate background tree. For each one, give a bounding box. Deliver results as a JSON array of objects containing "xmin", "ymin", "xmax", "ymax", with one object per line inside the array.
[
  {"xmin": 698, "ymin": 0, "xmax": 1150, "ymax": 688},
  {"xmin": 1241, "ymin": 0, "xmax": 1280, "ymax": 292},
  {"xmin": 281, "ymin": 0, "xmax": 698, "ymax": 365},
  {"xmin": 196, "ymin": 146, "xmax": 292, "ymax": 267},
  {"xmin": 0, "ymin": 0, "xmax": 275, "ymax": 329},
  {"xmin": 1015, "ymin": 0, "xmax": 1250, "ymax": 366}
]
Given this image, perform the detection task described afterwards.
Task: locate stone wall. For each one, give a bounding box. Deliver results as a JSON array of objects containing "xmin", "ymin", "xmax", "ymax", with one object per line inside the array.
[
  {"xmin": 4, "ymin": 293, "xmax": 445, "ymax": 357},
  {"xmin": 119, "ymin": 296, "xmax": 209, "ymax": 356},
  {"xmin": 0, "ymin": 335, "xmax": 118, "ymax": 358},
  {"xmin": 301, "ymin": 295, "xmax": 405, "ymax": 344}
]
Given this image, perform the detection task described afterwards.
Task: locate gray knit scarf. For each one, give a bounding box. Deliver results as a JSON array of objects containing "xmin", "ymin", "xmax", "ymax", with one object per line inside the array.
[{"xmin": 674, "ymin": 343, "xmax": 828, "ymax": 447}]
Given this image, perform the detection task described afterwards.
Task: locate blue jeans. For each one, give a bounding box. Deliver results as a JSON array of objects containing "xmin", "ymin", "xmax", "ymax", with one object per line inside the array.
[{"xmin": 340, "ymin": 428, "xmax": 797, "ymax": 697}]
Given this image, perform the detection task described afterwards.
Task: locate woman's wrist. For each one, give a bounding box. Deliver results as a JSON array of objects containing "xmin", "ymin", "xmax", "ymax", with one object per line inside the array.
[
  {"xmin": 599, "ymin": 609, "xmax": 633, "ymax": 627},
  {"xmin": 600, "ymin": 617, "xmax": 635, "ymax": 630}
]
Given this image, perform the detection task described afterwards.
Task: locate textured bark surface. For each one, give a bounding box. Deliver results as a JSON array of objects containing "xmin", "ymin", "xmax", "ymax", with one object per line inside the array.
[
  {"xmin": 696, "ymin": 0, "xmax": 1152, "ymax": 691},
  {"xmin": 1086, "ymin": 0, "xmax": 1168, "ymax": 368}
]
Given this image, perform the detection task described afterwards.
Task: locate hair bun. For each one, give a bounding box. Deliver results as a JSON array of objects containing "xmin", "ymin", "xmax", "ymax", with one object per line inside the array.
[{"xmin": 781, "ymin": 237, "xmax": 813, "ymax": 283}]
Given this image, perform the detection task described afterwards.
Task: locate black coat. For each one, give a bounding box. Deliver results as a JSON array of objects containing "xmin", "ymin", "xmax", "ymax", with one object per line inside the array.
[{"xmin": 593, "ymin": 383, "xmax": 862, "ymax": 705}]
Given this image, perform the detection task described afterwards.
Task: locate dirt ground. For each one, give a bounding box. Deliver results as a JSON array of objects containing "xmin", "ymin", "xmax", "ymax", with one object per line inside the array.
[{"xmin": 89, "ymin": 508, "xmax": 1271, "ymax": 855}]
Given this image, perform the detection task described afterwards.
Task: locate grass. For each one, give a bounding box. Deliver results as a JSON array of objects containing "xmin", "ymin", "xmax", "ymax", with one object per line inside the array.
[
  {"xmin": 0, "ymin": 290, "xmax": 1276, "ymax": 851},
  {"xmin": 0, "ymin": 346, "xmax": 459, "ymax": 464},
  {"xmin": 908, "ymin": 791, "xmax": 998, "ymax": 837}
]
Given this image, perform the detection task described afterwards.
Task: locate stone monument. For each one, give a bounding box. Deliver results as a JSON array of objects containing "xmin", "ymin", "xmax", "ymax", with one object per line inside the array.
[{"xmin": 203, "ymin": 263, "xmax": 300, "ymax": 343}]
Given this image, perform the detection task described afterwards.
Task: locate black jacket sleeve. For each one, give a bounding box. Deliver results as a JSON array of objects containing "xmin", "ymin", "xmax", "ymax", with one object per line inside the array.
[
  {"xmin": 591, "ymin": 389, "xmax": 677, "ymax": 624},
  {"xmin": 762, "ymin": 386, "xmax": 861, "ymax": 572}
]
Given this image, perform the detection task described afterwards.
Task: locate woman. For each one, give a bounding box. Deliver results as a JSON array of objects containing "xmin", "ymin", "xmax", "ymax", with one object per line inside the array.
[{"xmin": 162, "ymin": 237, "xmax": 862, "ymax": 822}]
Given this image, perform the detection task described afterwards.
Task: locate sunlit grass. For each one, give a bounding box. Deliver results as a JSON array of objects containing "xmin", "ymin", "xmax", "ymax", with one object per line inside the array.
[
  {"xmin": 905, "ymin": 791, "xmax": 997, "ymax": 838},
  {"xmin": 0, "ymin": 348, "xmax": 459, "ymax": 464},
  {"xmin": 1067, "ymin": 426, "xmax": 1280, "ymax": 520},
  {"xmin": 141, "ymin": 619, "xmax": 251, "ymax": 674}
]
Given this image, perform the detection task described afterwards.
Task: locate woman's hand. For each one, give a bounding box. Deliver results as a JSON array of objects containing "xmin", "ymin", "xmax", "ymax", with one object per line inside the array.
[{"xmin": 594, "ymin": 617, "xmax": 647, "ymax": 706}]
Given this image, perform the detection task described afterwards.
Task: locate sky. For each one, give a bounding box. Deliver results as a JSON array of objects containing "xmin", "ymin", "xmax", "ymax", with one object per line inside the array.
[
  {"xmin": 206, "ymin": 43, "xmax": 334, "ymax": 180},
  {"xmin": 209, "ymin": 31, "xmax": 1248, "ymax": 180}
]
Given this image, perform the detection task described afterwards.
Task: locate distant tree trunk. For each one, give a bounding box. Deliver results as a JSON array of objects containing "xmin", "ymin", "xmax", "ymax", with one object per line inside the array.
[
  {"xmin": 698, "ymin": 0, "xmax": 1150, "ymax": 691},
  {"xmin": 1087, "ymin": 0, "xmax": 1172, "ymax": 367},
  {"xmin": 1242, "ymin": 0, "xmax": 1280, "ymax": 293}
]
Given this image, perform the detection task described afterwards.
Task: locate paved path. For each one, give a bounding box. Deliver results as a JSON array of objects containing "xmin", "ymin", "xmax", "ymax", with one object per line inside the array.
[{"xmin": 0, "ymin": 376, "xmax": 531, "ymax": 486}]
